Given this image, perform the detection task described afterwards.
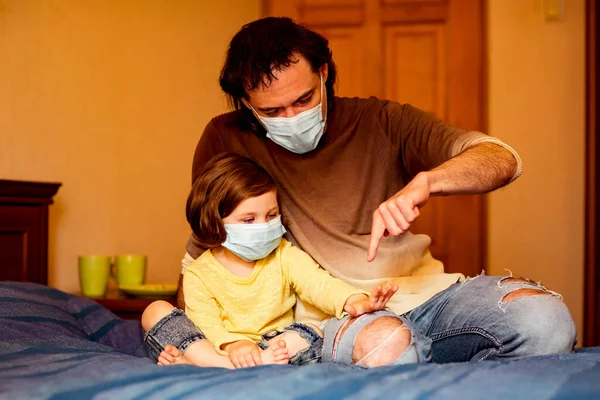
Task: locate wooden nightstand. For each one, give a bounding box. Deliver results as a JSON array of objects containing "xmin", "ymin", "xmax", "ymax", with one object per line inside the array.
[
  {"xmin": 0, "ymin": 179, "xmax": 61, "ymax": 284},
  {"xmin": 82, "ymin": 290, "xmax": 177, "ymax": 320}
]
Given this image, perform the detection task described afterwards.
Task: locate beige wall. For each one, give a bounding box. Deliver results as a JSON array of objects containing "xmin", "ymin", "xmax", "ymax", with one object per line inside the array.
[
  {"xmin": 1, "ymin": 0, "xmax": 588, "ymax": 344},
  {"xmin": 0, "ymin": 0, "xmax": 261, "ymax": 291},
  {"xmin": 487, "ymin": 0, "xmax": 586, "ymax": 344}
]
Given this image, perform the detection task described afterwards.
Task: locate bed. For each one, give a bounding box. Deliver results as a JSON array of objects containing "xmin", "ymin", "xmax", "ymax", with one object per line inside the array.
[
  {"xmin": 1, "ymin": 281, "xmax": 600, "ymax": 400},
  {"xmin": 2, "ymin": 180, "xmax": 600, "ymax": 399}
]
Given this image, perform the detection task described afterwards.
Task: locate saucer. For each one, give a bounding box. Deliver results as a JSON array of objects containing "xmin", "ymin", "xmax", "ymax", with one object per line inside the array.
[{"xmin": 118, "ymin": 284, "xmax": 177, "ymax": 298}]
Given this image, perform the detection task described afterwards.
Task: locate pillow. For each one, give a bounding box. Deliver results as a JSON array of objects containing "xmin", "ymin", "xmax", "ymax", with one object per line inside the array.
[{"xmin": 0, "ymin": 281, "xmax": 148, "ymax": 357}]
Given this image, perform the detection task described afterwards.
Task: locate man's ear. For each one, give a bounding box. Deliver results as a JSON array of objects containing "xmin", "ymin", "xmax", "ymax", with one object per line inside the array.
[
  {"xmin": 241, "ymin": 98, "xmax": 251, "ymax": 110},
  {"xmin": 241, "ymin": 97, "xmax": 267, "ymax": 129},
  {"xmin": 242, "ymin": 97, "xmax": 259, "ymax": 118},
  {"xmin": 321, "ymin": 63, "xmax": 329, "ymax": 83}
]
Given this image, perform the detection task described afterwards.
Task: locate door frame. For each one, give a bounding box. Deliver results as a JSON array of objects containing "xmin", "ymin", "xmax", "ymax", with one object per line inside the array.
[{"xmin": 585, "ymin": 0, "xmax": 598, "ymax": 347}]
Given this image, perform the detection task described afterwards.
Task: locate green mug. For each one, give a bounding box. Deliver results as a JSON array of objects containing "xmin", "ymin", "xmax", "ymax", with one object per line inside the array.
[
  {"xmin": 114, "ymin": 254, "xmax": 147, "ymax": 287},
  {"xmin": 78, "ymin": 255, "xmax": 111, "ymax": 297}
]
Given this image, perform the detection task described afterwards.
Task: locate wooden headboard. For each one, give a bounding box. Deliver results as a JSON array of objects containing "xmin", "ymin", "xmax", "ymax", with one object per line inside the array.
[{"xmin": 0, "ymin": 179, "xmax": 61, "ymax": 284}]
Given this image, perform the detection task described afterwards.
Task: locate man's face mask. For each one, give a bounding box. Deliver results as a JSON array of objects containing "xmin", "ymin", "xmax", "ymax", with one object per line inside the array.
[
  {"xmin": 249, "ymin": 74, "xmax": 327, "ymax": 154},
  {"xmin": 222, "ymin": 215, "xmax": 286, "ymax": 262}
]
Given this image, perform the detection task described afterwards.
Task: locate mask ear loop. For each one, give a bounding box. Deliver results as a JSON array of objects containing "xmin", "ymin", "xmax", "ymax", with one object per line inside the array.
[
  {"xmin": 245, "ymin": 101, "xmax": 269, "ymax": 132},
  {"xmin": 320, "ymin": 72, "xmax": 327, "ymax": 123}
]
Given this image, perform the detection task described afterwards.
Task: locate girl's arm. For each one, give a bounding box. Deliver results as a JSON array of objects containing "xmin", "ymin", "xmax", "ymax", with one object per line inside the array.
[{"xmin": 343, "ymin": 284, "xmax": 398, "ymax": 316}]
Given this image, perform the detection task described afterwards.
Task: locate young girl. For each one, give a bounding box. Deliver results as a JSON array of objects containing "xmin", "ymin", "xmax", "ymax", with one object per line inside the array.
[{"xmin": 141, "ymin": 153, "xmax": 398, "ymax": 368}]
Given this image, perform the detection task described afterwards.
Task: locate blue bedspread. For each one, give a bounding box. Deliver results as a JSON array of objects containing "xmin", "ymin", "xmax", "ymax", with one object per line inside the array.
[{"xmin": 1, "ymin": 281, "xmax": 599, "ymax": 399}]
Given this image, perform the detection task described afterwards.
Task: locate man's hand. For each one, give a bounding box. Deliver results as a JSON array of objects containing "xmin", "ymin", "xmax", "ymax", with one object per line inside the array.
[
  {"xmin": 223, "ymin": 340, "xmax": 262, "ymax": 368},
  {"xmin": 344, "ymin": 283, "xmax": 398, "ymax": 317},
  {"xmin": 368, "ymin": 172, "xmax": 430, "ymax": 262}
]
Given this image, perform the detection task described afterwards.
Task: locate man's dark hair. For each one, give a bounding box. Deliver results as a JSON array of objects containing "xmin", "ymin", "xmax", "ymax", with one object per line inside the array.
[{"xmin": 219, "ymin": 17, "xmax": 337, "ymax": 133}]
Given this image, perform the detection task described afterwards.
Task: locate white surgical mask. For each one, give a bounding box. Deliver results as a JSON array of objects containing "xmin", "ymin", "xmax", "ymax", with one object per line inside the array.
[
  {"xmin": 222, "ymin": 215, "xmax": 286, "ymax": 262},
  {"xmin": 249, "ymin": 74, "xmax": 327, "ymax": 154}
]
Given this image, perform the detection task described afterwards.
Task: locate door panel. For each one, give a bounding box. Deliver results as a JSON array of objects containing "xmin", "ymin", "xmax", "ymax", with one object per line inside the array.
[
  {"xmin": 316, "ymin": 27, "xmax": 369, "ymax": 98},
  {"xmin": 383, "ymin": 24, "xmax": 446, "ymax": 118},
  {"xmin": 264, "ymin": 0, "xmax": 486, "ymax": 277}
]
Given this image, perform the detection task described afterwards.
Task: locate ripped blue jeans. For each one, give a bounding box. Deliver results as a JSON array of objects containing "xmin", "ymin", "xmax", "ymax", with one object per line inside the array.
[
  {"xmin": 144, "ymin": 309, "xmax": 323, "ymax": 366},
  {"xmin": 322, "ymin": 273, "xmax": 577, "ymax": 366}
]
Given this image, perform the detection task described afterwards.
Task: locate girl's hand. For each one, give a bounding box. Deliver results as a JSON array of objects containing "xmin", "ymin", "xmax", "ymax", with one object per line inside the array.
[
  {"xmin": 343, "ymin": 283, "xmax": 398, "ymax": 317},
  {"xmin": 224, "ymin": 340, "xmax": 263, "ymax": 368}
]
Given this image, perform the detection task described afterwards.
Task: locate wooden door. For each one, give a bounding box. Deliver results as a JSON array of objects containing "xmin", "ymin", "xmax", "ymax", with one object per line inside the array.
[{"xmin": 264, "ymin": 0, "xmax": 486, "ymax": 277}]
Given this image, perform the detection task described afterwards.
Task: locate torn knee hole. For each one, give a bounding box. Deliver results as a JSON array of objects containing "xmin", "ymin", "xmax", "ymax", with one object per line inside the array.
[
  {"xmin": 354, "ymin": 326, "xmax": 411, "ymax": 366},
  {"xmin": 501, "ymin": 288, "xmax": 550, "ymax": 303},
  {"xmin": 332, "ymin": 316, "xmax": 399, "ymax": 348},
  {"xmin": 500, "ymin": 277, "xmax": 535, "ymax": 285},
  {"xmin": 352, "ymin": 317, "xmax": 408, "ymax": 364},
  {"xmin": 332, "ymin": 316, "xmax": 380, "ymax": 356}
]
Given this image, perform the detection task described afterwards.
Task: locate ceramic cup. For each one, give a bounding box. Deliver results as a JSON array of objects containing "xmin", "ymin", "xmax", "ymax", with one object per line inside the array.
[
  {"xmin": 113, "ymin": 254, "xmax": 147, "ymax": 287},
  {"xmin": 78, "ymin": 255, "xmax": 111, "ymax": 297}
]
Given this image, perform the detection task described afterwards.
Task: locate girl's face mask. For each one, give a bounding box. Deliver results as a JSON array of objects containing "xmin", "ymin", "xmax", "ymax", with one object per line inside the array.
[{"xmin": 222, "ymin": 215, "xmax": 286, "ymax": 262}]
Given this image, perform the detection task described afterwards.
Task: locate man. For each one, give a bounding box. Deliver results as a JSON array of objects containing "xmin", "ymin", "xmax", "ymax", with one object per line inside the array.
[{"xmin": 175, "ymin": 17, "xmax": 575, "ymax": 367}]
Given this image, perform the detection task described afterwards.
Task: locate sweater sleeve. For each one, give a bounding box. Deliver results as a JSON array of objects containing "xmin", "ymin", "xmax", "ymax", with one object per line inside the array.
[
  {"xmin": 380, "ymin": 101, "xmax": 522, "ymax": 182},
  {"xmin": 183, "ymin": 266, "xmax": 253, "ymax": 355},
  {"xmin": 282, "ymin": 242, "xmax": 365, "ymax": 318}
]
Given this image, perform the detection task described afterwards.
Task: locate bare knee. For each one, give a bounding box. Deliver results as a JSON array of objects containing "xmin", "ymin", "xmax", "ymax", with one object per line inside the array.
[
  {"xmin": 351, "ymin": 317, "xmax": 411, "ymax": 367},
  {"xmin": 304, "ymin": 323, "xmax": 323, "ymax": 338},
  {"xmin": 501, "ymin": 288, "xmax": 550, "ymax": 303},
  {"xmin": 141, "ymin": 300, "xmax": 175, "ymax": 332}
]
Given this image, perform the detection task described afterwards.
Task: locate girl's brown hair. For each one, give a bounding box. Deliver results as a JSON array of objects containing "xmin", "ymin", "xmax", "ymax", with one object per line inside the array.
[{"xmin": 186, "ymin": 153, "xmax": 277, "ymax": 248}]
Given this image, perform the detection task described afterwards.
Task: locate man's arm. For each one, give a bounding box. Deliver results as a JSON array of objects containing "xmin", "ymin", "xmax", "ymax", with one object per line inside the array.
[
  {"xmin": 367, "ymin": 142, "xmax": 519, "ymax": 261},
  {"xmin": 426, "ymin": 141, "xmax": 518, "ymax": 195}
]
